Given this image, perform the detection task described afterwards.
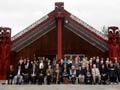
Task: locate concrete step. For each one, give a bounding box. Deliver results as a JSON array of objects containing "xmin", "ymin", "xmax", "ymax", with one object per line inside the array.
[{"xmin": 0, "ymin": 84, "xmax": 120, "ymax": 90}]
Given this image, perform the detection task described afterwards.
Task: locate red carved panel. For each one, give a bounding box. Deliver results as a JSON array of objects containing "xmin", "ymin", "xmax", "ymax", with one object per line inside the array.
[
  {"xmin": 108, "ymin": 26, "xmax": 120, "ymax": 60},
  {"xmin": 0, "ymin": 27, "xmax": 11, "ymax": 80}
]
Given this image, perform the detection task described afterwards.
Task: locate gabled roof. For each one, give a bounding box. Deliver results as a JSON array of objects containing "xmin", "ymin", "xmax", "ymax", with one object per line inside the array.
[{"xmin": 11, "ymin": 2, "xmax": 108, "ymax": 52}]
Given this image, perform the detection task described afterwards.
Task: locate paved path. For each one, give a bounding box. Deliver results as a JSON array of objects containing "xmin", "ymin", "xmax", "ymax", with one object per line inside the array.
[{"xmin": 0, "ymin": 85, "xmax": 120, "ymax": 90}]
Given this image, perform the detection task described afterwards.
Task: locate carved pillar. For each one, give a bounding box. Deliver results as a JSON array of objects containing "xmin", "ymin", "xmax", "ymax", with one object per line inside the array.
[
  {"xmin": 57, "ymin": 17, "xmax": 62, "ymax": 63},
  {"xmin": 108, "ymin": 26, "xmax": 120, "ymax": 61},
  {"xmin": 55, "ymin": 2, "xmax": 64, "ymax": 63},
  {"xmin": 0, "ymin": 27, "xmax": 11, "ymax": 80}
]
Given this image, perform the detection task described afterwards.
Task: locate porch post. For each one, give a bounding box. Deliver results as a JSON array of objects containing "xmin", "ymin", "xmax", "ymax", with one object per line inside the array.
[
  {"xmin": 0, "ymin": 27, "xmax": 11, "ymax": 80},
  {"xmin": 55, "ymin": 2, "xmax": 64, "ymax": 63},
  {"xmin": 57, "ymin": 17, "xmax": 62, "ymax": 63},
  {"xmin": 108, "ymin": 26, "xmax": 120, "ymax": 61}
]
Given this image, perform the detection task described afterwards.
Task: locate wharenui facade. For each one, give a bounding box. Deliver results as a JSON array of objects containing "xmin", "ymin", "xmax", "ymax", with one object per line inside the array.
[{"xmin": 0, "ymin": 2, "xmax": 120, "ymax": 79}]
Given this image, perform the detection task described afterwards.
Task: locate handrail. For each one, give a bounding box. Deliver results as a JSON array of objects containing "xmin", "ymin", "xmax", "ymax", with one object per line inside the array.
[
  {"xmin": 11, "ymin": 15, "xmax": 49, "ymax": 41},
  {"xmin": 70, "ymin": 14, "xmax": 108, "ymax": 40}
]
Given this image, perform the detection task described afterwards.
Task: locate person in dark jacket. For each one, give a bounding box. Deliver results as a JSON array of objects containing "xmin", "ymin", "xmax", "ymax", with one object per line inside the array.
[
  {"xmin": 62, "ymin": 64, "xmax": 70, "ymax": 84},
  {"xmin": 30, "ymin": 63, "xmax": 38, "ymax": 84},
  {"xmin": 7, "ymin": 65, "xmax": 15, "ymax": 84},
  {"xmin": 100, "ymin": 64, "xmax": 108, "ymax": 84},
  {"xmin": 114, "ymin": 58, "xmax": 120, "ymax": 82},
  {"xmin": 108, "ymin": 62, "xmax": 118, "ymax": 84},
  {"xmin": 37, "ymin": 69, "xmax": 45, "ymax": 85},
  {"xmin": 85, "ymin": 65, "xmax": 92, "ymax": 84},
  {"xmin": 22, "ymin": 66, "xmax": 30, "ymax": 84},
  {"xmin": 78, "ymin": 66, "xmax": 86, "ymax": 84},
  {"xmin": 46, "ymin": 65, "xmax": 53, "ymax": 84},
  {"xmin": 69, "ymin": 66, "xmax": 76, "ymax": 84},
  {"xmin": 13, "ymin": 65, "xmax": 23, "ymax": 84}
]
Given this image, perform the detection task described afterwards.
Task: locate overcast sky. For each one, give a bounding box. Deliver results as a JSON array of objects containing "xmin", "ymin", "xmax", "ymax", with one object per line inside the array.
[{"xmin": 0, "ymin": 0, "xmax": 120, "ymax": 36}]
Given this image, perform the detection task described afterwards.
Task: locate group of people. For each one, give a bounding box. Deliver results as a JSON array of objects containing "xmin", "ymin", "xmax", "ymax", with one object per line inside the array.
[{"xmin": 7, "ymin": 56, "xmax": 120, "ymax": 85}]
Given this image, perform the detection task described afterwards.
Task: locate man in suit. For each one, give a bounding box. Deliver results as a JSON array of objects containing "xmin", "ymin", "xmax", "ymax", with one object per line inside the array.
[
  {"xmin": 69, "ymin": 65, "xmax": 76, "ymax": 84},
  {"xmin": 78, "ymin": 65, "xmax": 86, "ymax": 84},
  {"xmin": 30, "ymin": 63, "xmax": 38, "ymax": 84},
  {"xmin": 37, "ymin": 60, "xmax": 45, "ymax": 85},
  {"xmin": 22, "ymin": 58, "xmax": 32, "ymax": 84},
  {"xmin": 92, "ymin": 64, "xmax": 101, "ymax": 84},
  {"xmin": 62, "ymin": 64, "xmax": 70, "ymax": 84},
  {"xmin": 85, "ymin": 65, "xmax": 92, "ymax": 84},
  {"xmin": 37, "ymin": 69, "xmax": 45, "ymax": 85},
  {"xmin": 13, "ymin": 65, "xmax": 23, "ymax": 84},
  {"xmin": 22, "ymin": 65, "xmax": 30, "ymax": 84},
  {"xmin": 100, "ymin": 64, "xmax": 108, "ymax": 84},
  {"xmin": 46, "ymin": 65, "xmax": 53, "ymax": 84},
  {"xmin": 108, "ymin": 62, "xmax": 118, "ymax": 84}
]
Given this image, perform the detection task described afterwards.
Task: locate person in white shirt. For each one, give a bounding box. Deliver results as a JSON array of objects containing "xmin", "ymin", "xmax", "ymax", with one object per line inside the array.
[
  {"xmin": 92, "ymin": 64, "xmax": 101, "ymax": 84},
  {"xmin": 39, "ymin": 60, "xmax": 44, "ymax": 70},
  {"xmin": 70, "ymin": 65, "xmax": 76, "ymax": 84}
]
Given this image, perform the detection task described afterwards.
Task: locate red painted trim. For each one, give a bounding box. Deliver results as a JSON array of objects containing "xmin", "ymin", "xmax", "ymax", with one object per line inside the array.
[
  {"xmin": 57, "ymin": 17, "xmax": 62, "ymax": 63},
  {"xmin": 11, "ymin": 11, "xmax": 55, "ymax": 44}
]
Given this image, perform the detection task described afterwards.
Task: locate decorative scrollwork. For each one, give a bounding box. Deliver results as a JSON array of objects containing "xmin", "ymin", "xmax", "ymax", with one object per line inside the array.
[{"xmin": 108, "ymin": 26, "xmax": 120, "ymax": 60}]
